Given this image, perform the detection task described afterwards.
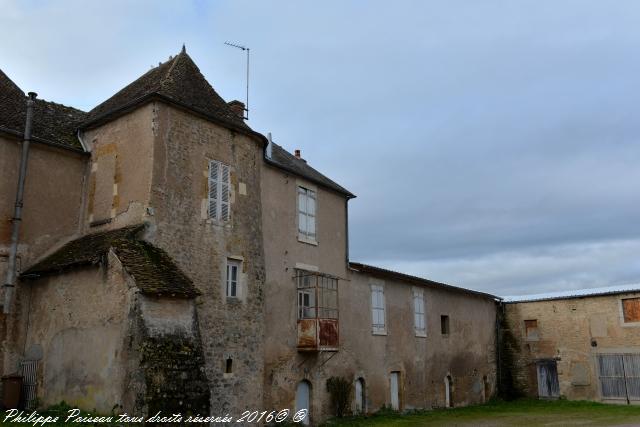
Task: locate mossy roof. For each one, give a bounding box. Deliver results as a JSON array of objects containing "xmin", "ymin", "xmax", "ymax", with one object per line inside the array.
[
  {"xmin": 22, "ymin": 225, "xmax": 199, "ymax": 298},
  {"xmin": 0, "ymin": 69, "xmax": 87, "ymax": 150}
]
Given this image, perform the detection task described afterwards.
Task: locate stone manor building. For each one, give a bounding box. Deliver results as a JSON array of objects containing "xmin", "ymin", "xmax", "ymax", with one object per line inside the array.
[{"xmin": 2, "ymin": 47, "xmax": 502, "ymax": 422}]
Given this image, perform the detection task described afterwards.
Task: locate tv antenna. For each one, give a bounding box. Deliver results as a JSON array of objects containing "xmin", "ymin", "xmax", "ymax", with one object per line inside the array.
[{"xmin": 224, "ymin": 41, "xmax": 250, "ymax": 120}]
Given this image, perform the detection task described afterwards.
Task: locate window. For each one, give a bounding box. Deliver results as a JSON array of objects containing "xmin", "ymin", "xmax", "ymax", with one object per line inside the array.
[
  {"xmin": 208, "ymin": 160, "xmax": 230, "ymax": 222},
  {"xmin": 440, "ymin": 315, "xmax": 450, "ymax": 335},
  {"xmin": 298, "ymin": 186, "xmax": 316, "ymax": 241},
  {"xmin": 226, "ymin": 259, "xmax": 240, "ymax": 298},
  {"xmin": 524, "ymin": 319, "xmax": 539, "ymax": 340},
  {"xmin": 371, "ymin": 284, "xmax": 386, "ymax": 334},
  {"xmin": 413, "ymin": 289, "xmax": 426, "ymax": 336},
  {"xmin": 622, "ymin": 298, "xmax": 640, "ymax": 323},
  {"xmin": 296, "ymin": 270, "xmax": 338, "ymax": 319},
  {"xmin": 298, "ymin": 289, "xmax": 316, "ymax": 319}
]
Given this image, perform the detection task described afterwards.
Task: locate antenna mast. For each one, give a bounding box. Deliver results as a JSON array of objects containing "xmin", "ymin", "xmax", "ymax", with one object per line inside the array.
[{"xmin": 224, "ymin": 41, "xmax": 250, "ymax": 120}]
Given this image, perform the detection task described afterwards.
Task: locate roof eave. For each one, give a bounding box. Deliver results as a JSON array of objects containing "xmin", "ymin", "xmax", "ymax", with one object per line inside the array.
[
  {"xmin": 264, "ymin": 157, "xmax": 356, "ymax": 199},
  {"xmin": 80, "ymin": 93, "xmax": 268, "ymax": 147},
  {"xmin": 348, "ymin": 261, "xmax": 499, "ymax": 301},
  {"xmin": 0, "ymin": 126, "xmax": 88, "ymax": 155}
]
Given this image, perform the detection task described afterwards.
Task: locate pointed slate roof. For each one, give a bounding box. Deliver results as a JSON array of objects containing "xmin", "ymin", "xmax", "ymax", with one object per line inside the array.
[
  {"xmin": 82, "ymin": 48, "xmax": 251, "ymax": 134},
  {"xmin": 22, "ymin": 225, "xmax": 199, "ymax": 298},
  {"xmin": 0, "ymin": 69, "xmax": 87, "ymax": 150}
]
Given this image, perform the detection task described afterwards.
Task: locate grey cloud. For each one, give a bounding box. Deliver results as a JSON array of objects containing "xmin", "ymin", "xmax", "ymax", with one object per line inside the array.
[{"xmin": 2, "ymin": 0, "xmax": 639, "ymax": 296}]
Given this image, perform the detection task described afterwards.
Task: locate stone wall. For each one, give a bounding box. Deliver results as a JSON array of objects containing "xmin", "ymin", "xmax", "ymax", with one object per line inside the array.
[
  {"xmin": 9, "ymin": 251, "xmax": 135, "ymax": 412},
  {"xmin": 504, "ymin": 292, "xmax": 640, "ymax": 401},
  {"xmin": 148, "ymin": 104, "xmax": 266, "ymax": 415}
]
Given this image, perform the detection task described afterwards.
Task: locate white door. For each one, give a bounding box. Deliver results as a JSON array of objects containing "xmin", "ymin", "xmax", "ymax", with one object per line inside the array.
[
  {"xmin": 295, "ymin": 381, "xmax": 310, "ymax": 425},
  {"xmin": 445, "ymin": 375, "xmax": 453, "ymax": 407},
  {"xmin": 390, "ymin": 372, "xmax": 399, "ymax": 410},
  {"xmin": 355, "ymin": 378, "xmax": 364, "ymax": 413}
]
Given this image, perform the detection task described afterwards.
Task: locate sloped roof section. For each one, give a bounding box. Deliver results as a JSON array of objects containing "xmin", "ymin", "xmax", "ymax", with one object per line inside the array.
[
  {"xmin": 83, "ymin": 48, "xmax": 250, "ymax": 133},
  {"xmin": 267, "ymin": 142, "xmax": 355, "ymax": 198},
  {"xmin": 503, "ymin": 283, "xmax": 640, "ymax": 303},
  {"xmin": 349, "ymin": 262, "xmax": 498, "ymax": 300},
  {"xmin": 22, "ymin": 225, "xmax": 199, "ymax": 298},
  {"xmin": 0, "ymin": 69, "xmax": 86, "ymax": 150}
]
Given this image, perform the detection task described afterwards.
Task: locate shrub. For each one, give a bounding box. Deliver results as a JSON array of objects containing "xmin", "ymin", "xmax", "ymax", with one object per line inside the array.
[{"xmin": 326, "ymin": 376, "xmax": 353, "ymax": 417}]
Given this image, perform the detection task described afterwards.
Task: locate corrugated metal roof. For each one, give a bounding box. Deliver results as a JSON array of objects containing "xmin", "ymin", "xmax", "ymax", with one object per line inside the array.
[{"xmin": 503, "ymin": 283, "xmax": 640, "ymax": 303}]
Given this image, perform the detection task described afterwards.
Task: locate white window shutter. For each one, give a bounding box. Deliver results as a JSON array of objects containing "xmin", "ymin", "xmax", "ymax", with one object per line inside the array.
[
  {"xmin": 208, "ymin": 161, "xmax": 219, "ymax": 220},
  {"xmin": 208, "ymin": 160, "xmax": 231, "ymax": 222},
  {"xmin": 221, "ymin": 164, "xmax": 230, "ymax": 221}
]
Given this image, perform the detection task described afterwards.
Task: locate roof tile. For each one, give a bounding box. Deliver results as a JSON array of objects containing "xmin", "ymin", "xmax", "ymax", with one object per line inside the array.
[{"xmin": 22, "ymin": 225, "xmax": 199, "ymax": 298}]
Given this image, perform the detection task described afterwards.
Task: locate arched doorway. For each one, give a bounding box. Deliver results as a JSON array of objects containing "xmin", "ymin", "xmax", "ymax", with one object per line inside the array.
[
  {"xmin": 445, "ymin": 375, "xmax": 453, "ymax": 408},
  {"xmin": 295, "ymin": 380, "xmax": 311, "ymax": 425},
  {"xmin": 355, "ymin": 378, "xmax": 365, "ymax": 413}
]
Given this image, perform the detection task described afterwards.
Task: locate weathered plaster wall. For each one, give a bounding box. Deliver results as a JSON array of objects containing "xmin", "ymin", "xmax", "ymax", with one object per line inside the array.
[
  {"xmin": 264, "ymin": 267, "xmax": 497, "ymax": 422},
  {"xmin": 261, "ymin": 163, "xmax": 496, "ymax": 423},
  {"xmin": 0, "ymin": 135, "xmax": 85, "ymax": 264},
  {"xmin": 11, "ymin": 251, "xmax": 135, "ymax": 412},
  {"xmin": 0, "ymin": 135, "xmax": 86, "ymax": 376},
  {"xmin": 504, "ymin": 292, "xmax": 640, "ymax": 402},
  {"xmin": 148, "ymin": 104, "xmax": 265, "ymax": 415},
  {"xmin": 261, "ymin": 165, "xmax": 350, "ymax": 423},
  {"xmin": 81, "ymin": 104, "xmax": 156, "ymax": 230}
]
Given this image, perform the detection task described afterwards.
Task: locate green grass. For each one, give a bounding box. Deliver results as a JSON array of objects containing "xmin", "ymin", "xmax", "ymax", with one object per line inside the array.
[{"xmin": 322, "ymin": 399, "xmax": 640, "ymax": 427}]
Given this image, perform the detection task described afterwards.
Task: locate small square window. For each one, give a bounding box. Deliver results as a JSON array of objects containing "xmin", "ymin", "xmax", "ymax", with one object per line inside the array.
[
  {"xmin": 441, "ymin": 315, "xmax": 450, "ymax": 335},
  {"xmin": 226, "ymin": 259, "xmax": 241, "ymax": 298},
  {"xmin": 622, "ymin": 298, "xmax": 640, "ymax": 323}
]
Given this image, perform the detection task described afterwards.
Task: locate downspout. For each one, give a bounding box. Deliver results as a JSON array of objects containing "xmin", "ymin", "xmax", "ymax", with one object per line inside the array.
[
  {"xmin": 345, "ymin": 199, "xmax": 350, "ymax": 266},
  {"xmin": 3, "ymin": 92, "xmax": 37, "ymax": 314}
]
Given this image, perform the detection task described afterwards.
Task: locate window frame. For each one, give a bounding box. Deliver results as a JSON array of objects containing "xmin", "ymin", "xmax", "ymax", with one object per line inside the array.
[
  {"xmin": 619, "ymin": 297, "xmax": 640, "ymax": 327},
  {"xmin": 297, "ymin": 185, "xmax": 317, "ymax": 244},
  {"xmin": 413, "ymin": 288, "xmax": 427, "ymax": 337},
  {"xmin": 226, "ymin": 259, "xmax": 241, "ymax": 298},
  {"xmin": 371, "ymin": 283, "xmax": 387, "ymax": 335},
  {"xmin": 208, "ymin": 159, "xmax": 231, "ymax": 222}
]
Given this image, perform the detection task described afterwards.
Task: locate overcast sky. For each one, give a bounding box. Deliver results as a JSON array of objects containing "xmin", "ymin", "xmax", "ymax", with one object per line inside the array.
[{"xmin": 2, "ymin": 0, "xmax": 639, "ymax": 296}]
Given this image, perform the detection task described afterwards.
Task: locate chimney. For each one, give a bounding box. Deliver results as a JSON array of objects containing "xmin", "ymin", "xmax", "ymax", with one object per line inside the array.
[
  {"xmin": 228, "ymin": 100, "xmax": 245, "ymax": 119},
  {"xmin": 294, "ymin": 149, "xmax": 301, "ymax": 159}
]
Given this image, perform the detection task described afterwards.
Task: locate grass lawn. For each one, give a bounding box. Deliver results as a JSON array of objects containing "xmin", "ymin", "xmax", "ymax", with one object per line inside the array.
[{"xmin": 323, "ymin": 399, "xmax": 640, "ymax": 427}]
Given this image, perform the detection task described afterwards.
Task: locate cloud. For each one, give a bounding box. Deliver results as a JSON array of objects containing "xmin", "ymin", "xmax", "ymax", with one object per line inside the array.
[{"xmin": 2, "ymin": 0, "xmax": 639, "ymax": 296}]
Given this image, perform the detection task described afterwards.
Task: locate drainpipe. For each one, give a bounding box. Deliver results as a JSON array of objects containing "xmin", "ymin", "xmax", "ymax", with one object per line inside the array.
[{"xmin": 3, "ymin": 92, "xmax": 37, "ymax": 314}]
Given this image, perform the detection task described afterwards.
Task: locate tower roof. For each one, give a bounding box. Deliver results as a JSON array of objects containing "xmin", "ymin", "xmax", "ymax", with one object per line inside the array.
[{"xmin": 82, "ymin": 49, "xmax": 250, "ymax": 133}]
